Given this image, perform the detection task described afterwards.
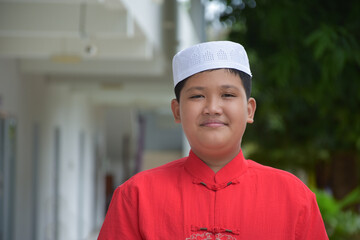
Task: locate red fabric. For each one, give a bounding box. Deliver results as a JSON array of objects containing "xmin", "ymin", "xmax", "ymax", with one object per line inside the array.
[{"xmin": 98, "ymin": 150, "xmax": 328, "ymax": 240}]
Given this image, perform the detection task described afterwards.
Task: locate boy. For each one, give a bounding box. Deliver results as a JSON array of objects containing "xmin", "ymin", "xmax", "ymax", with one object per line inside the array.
[{"xmin": 98, "ymin": 41, "xmax": 328, "ymax": 239}]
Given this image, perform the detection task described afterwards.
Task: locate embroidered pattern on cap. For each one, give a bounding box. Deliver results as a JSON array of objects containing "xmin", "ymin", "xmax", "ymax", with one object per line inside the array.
[{"xmin": 172, "ymin": 41, "xmax": 252, "ymax": 87}]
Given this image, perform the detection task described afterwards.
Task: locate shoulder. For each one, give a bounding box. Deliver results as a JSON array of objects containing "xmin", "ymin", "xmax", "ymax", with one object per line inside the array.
[
  {"xmin": 120, "ymin": 157, "xmax": 187, "ymax": 189},
  {"xmin": 247, "ymin": 159, "xmax": 308, "ymax": 185},
  {"xmin": 246, "ymin": 160, "xmax": 315, "ymax": 199},
  {"xmin": 115, "ymin": 157, "xmax": 187, "ymax": 203},
  {"xmin": 137, "ymin": 157, "xmax": 187, "ymax": 179}
]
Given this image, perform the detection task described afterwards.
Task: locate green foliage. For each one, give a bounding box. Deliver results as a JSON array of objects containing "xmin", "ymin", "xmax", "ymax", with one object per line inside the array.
[
  {"xmin": 314, "ymin": 187, "xmax": 360, "ymax": 239},
  {"xmin": 213, "ymin": 0, "xmax": 360, "ymax": 170},
  {"xmin": 211, "ymin": 1, "xmax": 360, "ymax": 237}
]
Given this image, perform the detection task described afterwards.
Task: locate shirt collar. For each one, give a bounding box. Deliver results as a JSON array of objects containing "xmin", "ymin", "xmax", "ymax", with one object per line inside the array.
[{"xmin": 184, "ymin": 149, "xmax": 248, "ymax": 187}]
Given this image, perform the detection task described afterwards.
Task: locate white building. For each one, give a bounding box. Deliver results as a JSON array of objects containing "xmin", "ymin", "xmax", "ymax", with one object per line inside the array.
[{"xmin": 0, "ymin": 0, "xmax": 206, "ymax": 239}]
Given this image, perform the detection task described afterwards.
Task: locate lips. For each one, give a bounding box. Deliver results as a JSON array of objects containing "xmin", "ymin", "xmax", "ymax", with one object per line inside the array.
[{"xmin": 200, "ymin": 119, "xmax": 227, "ymax": 127}]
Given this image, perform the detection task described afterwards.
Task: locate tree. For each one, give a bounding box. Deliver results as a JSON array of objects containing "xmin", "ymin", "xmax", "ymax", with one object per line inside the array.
[{"xmin": 213, "ymin": 0, "xmax": 360, "ymax": 199}]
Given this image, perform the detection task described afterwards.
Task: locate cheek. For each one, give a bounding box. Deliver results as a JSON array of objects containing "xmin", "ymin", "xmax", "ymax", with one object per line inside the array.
[
  {"xmin": 180, "ymin": 111, "xmax": 195, "ymax": 128},
  {"xmin": 228, "ymin": 103, "xmax": 247, "ymax": 117},
  {"xmin": 180, "ymin": 103, "xmax": 198, "ymax": 120}
]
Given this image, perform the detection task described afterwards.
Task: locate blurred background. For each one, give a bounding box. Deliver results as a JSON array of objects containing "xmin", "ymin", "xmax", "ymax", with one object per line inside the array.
[{"xmin": 0, "ymin": 0, "xmax": 359, "ymax": 239}]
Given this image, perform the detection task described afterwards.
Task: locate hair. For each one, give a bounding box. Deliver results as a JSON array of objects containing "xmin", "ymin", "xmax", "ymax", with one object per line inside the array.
[{"xmin": 174, "ymin": 68, "xmax": 252, "ymax": 102}]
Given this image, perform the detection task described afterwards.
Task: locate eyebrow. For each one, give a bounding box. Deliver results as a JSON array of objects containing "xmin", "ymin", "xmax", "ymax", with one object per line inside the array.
[
  {"xmin": 185, "ymin": 86, "xmax": 205, "ymax": 93},
  {"xmin": 185, "ymin": 85, "xmax": 240, "ymax": 93},
  {"xmin": 220, "ymin": 85, "xmax": 240, "ymax": 90}
]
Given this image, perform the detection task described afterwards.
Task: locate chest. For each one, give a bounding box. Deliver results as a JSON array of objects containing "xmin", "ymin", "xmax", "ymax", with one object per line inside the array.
[{"xmin": 137, "ymin": 179, "xmax": 300, "ymax": 240}]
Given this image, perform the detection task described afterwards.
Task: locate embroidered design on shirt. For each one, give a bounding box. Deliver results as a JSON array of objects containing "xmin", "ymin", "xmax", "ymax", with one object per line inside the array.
[{"xmin": 185, "ymin": 232, "xmax": 237, "ymax": 240}]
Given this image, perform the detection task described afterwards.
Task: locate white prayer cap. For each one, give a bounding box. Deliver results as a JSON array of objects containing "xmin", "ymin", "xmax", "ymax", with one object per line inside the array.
[{"xmin": 172, "ymin": 41, "xmax": 252, "ymax": 87}]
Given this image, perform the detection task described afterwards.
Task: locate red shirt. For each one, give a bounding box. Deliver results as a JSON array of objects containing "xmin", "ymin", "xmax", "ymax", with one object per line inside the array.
[{"xmin": 98, "ymin": 150, "xmax": 328, "ymax": 240}]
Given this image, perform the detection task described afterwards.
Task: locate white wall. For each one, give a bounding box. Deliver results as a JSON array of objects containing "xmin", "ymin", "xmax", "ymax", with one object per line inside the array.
[
  {"xmin": 0, "ymin": 58, "xmax": 22, "ymax": 240},
  {"xmin": 104, "ymin": 106, "xmax": 137, "ymax": 186},
  {"xmin": 0, "ymin": 1, "xmax": 206, "ymax": 239},
  {"xmin": 121, "ymin": 0, "xmax": 163, "ymax": 48},
  {"xmin": 0, "ymin": 59, "xmax": 103, "ymax": 240},
  {"xmin": 177, "ymin": 2, "xmax": 202, "ymax": 51},
  {"xmin": 0, "ymin": 59, "xmax": 21, "ymax": 115},
  {"xmin": 33, "ymin": 81, "xmax": 99, "ymax": 240}
]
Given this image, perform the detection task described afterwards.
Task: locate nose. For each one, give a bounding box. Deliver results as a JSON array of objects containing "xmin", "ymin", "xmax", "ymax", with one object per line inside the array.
[{"xmin": 203, "ymin": 96, "xmax": 223, "ymax": 115}]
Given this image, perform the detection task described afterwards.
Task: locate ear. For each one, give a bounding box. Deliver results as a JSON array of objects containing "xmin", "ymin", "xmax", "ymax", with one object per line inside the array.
[
  {"xmin": 247, "ymin": 97, "xmax": 256, "ymax": 124},
  {"xmin": 171, "ymin": 99, "xmax": 181, "ymax": 123}
]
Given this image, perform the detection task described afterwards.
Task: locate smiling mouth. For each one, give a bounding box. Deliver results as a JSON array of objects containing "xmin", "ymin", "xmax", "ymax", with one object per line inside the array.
[{"xmin": 200, "ymin": 120, "xmax": 227, "ymax": 127}]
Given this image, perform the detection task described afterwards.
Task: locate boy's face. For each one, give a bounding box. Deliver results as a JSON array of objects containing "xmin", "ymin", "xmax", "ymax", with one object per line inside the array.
[{"xmin": 171, "ymin": 69, "xmax": 256, "ymax": 157}]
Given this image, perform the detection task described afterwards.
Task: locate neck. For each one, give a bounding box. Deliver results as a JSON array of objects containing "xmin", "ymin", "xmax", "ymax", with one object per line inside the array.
[{"xmin": 192, "ymin": 147, "xmax": 241, "ymax": 173}]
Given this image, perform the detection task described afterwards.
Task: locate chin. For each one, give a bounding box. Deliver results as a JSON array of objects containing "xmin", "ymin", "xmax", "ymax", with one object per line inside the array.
[{"xmin": 201, "ymin": 140, "xmax": 229, "ymax": 149}]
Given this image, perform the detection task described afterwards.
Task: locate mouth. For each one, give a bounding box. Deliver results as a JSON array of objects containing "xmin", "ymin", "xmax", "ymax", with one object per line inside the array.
[{"xmin": 200, "ymin": 119, "xmax": 228, "ymax": 128}]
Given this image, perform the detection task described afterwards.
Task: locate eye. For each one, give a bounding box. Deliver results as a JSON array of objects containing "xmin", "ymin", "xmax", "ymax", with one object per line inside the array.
[
  {"xmin": 222, "ymin": 93, "xmax": 236, "ymax": 98},
  {"xmin": 190, "ymin": 95, "xmax": 204, "ymax": 99}
]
